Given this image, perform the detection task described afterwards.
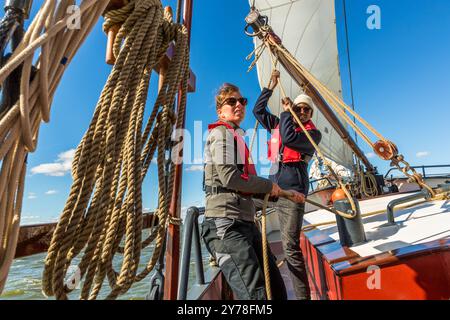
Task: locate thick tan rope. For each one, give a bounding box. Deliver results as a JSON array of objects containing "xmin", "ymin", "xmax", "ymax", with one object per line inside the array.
[
  {"xmin": 359, "ymin": 170, "xmax": 379, "ymax": 197},
  {"xmin": 248, "ymin": 25, "xmax": 443, "ymax": 294},
  {"xmin": 263, "ymin": 48, "xmax": 357, "ymax": 219},
  {"xmin": 264, "ymin": 38, "xmax": 383, "ymax": 146},
  {"xmin": 41, "ymin": 0, "xmax": 189, "ymax": 300},
  {"xmin": 247, "ymin": 47, "xmax": 353, "ymax": 297},
  {"xmin": 260, "ymin": 193, "xmax": 272, "ymax": 299},
  {"xmin": 0, "ymin": 0, "xmax": 110, "ymax": 294},
  {"xmin": 263, "ymin": 36, "xmax": 436, "ymax": 198}
]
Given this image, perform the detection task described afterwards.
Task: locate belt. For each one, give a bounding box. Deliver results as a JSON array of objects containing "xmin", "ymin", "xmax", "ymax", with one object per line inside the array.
[
  {"xmin": 278, "ymin": 154, "xmax": 312, "ymax": 164},
  {"xmin": 204, "ymin": 185, "xmax": 277, "ymax": 201},
  {"xmin": 205, "ymin": 185, "xmax": 241, "ymax": 195}
]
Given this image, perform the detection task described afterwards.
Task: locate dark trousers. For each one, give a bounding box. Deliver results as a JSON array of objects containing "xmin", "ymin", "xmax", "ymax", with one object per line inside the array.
[
  {"xmin": 201, "ymin": 217, "xmax": 287, "ymax": 300},
  {"xmin": 276, "ymin": 197, "xmax": 311, "ymax": 300}
]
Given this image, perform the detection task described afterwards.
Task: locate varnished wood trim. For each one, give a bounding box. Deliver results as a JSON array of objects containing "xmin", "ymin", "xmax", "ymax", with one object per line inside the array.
[{"xmin": 15, "ymin": 213, "xmax": 158, "ymax": 259}]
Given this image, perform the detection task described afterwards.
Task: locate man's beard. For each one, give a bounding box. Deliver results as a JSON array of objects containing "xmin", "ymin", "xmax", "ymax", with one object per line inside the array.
[
  {"xmin": 294, "ymin": 113, "xmax": 309, "ymax": 124},
  {"xmin": 300, "ymin": 116, "xmax": 309, "ymax": 123}
]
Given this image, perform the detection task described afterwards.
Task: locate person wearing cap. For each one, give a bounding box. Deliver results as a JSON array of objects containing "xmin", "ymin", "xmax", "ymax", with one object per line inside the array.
[
  {"xmin": 202, "ymin": 82, "xmax": 305, "ymax": 300},
  {"xmin": 252, "ymin": 70, "xmax": 322, "ymax": 300}
]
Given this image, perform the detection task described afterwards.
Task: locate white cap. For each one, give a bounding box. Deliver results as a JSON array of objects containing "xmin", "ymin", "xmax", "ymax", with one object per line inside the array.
[{"xmin": 293, "ymin": 94, "xmax": 313, "ymax": 108}]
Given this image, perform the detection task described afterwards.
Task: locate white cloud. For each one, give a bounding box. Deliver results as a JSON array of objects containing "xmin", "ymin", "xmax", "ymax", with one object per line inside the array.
[
  {"xmin": 21, "ymin": 214, "xmax": 44, "ymax": 225},
  {"xmin": 192, "ymin": 158, "xmax": 204, "ymax": 164},
  {"xmin": 28, "ymin": 192, "xmax": 37, "ymax": 200},
  {"xmin": 45, "ymin": 190, "xmax": 58, "ymax": 195},
  {"xmin": 416, "ymin": 151, "xmax": 430, "ymax": 158},
  {"xmin": 185, "ymin": 165, "xmax": 204, "ymax": 172},
  {"xmin": 180, "ymin": 201, "xmax": 205, "ymax": 222},
  {"xmin": 365, "ymin": 152, "xmax": 376, "ymax": 159},
  {"xmin": 31, "ymin": 149, "xmax": 76, "ymax": 176},
  {"xmin": 22, "ymin": 215, "xmax": 39, "ymax": 219}
]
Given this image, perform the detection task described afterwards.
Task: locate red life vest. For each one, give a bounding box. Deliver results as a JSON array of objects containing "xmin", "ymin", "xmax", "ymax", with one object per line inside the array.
[
  {"xmin": 267, "ymin": 120, "xmax": 316, "ymax": 163},
  {"xmin": 208, "ymin": 121, "xmax": 257, "ymax": 181}
]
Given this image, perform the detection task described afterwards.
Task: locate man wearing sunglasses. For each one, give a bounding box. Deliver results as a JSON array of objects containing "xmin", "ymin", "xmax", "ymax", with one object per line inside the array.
[{"xmin": 253, "ymin": 70, "xmax": 322, "ymax": 300}]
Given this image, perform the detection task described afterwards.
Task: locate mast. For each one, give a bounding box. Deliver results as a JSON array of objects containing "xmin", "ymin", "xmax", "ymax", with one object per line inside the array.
[{"xmin": 163, "ymin": 0, "xmax": 194, "ymax": 300}]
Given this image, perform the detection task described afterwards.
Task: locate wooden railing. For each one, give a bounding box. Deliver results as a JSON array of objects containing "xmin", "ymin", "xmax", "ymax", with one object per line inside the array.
[{"xmin": 15, "ymin": 212, "xmax": 158, "ymax": 259}]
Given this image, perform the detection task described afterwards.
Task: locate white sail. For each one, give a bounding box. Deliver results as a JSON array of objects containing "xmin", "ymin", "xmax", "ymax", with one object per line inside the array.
[{"xmin": 249, "ymin": 0, "xmax": 354, "ymax": 169}]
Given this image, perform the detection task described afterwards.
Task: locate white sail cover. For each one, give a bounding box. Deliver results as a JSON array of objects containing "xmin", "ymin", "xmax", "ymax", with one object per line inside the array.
[{"xmin": 249, "ymin": 0, "xmax": 354, "ymax": 169}]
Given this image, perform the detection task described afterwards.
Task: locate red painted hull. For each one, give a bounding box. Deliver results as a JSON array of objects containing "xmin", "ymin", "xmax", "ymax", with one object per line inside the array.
[
  {"xmin": 300, "ymin": 230, "xmax": 450, "ymax": 300},
  {"xmin": 196, "ymin": 236, "xmax": 450, "ymax": 300}
]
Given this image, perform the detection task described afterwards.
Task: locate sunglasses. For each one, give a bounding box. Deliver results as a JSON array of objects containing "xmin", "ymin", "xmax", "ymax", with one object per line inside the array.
[
  {"xmin": 292, "ymin": 105, "xmax": 312, "ymax": 113},
  {"xmin": 221, "ymin": 97, "xmax": 248, "ymax": 108}
]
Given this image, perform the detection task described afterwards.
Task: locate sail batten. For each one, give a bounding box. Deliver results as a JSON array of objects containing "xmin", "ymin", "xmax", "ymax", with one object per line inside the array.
[
  {"xmin": 258, "ymin": 0, "xmax": 304, "ymax": 13},
  {"xmin": 249, "ymin": 0, "xmax": 354, "ymax": 169}
]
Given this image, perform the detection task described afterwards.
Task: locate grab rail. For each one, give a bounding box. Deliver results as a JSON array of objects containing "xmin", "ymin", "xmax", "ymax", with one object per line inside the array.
[
  {"xmin": 309, "ymin": 177, "xmax": 335, "ymax": 192},
  {"xmin": 384, "ymin": 164, "xmax": 450, "ymax": 179},
  {"xmin": 178, "ymin": 206, "xmax": 206, "ymax": 300}
]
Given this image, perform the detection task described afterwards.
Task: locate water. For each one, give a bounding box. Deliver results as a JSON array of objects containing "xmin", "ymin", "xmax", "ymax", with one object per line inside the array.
[{"xmin": 1, "ymin": 230, "xmax": 212, "ymax": 300}]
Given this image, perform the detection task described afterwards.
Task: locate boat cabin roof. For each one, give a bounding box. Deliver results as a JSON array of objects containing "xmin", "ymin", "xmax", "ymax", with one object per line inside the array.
[{"xmin": 303, "ymin": 192, "xmax": 450, "ymax": 257}]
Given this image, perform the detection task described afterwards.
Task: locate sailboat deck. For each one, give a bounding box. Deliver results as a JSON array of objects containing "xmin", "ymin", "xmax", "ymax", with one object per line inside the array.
[
  {"xmin": 265, "ymin": 192, "xmax": 450, "ymax": 300},
  {"xmin": 302, "ymin": 192, "xmax": 450, "ymax": 257}
]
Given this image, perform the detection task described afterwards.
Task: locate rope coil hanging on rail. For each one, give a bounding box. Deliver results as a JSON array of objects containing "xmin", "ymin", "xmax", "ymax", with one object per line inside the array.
[{"xmin": 41, "ymin": 0, "xmax": 190, "ymax": 300}]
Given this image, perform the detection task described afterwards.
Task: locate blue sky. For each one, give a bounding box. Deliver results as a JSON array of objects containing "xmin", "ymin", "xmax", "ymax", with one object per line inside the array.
[{"xmin": 18, "ymin": 0, "xmax": 450, "ymax": 224}]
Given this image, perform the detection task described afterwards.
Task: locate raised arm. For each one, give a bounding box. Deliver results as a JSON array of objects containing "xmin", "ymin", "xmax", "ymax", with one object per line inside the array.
[
  {"xmin": 252, "ymin": 70, "xmax": 283, "ymax": 131},
  {"xmin": 252, "ymin": 88, "xmax": 280, "ymax": 131}
]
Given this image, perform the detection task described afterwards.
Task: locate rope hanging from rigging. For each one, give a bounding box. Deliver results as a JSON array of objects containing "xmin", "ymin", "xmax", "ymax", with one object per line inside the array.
[
  {"xmin": 264, "ymin": 47, "xmax": 358, "ymax": 219},
  {"xmin": 0, "ymin": 0, "xmax": 111, "ymax": 294},
  {"xmin": 42, "ymin": 0, "xmax": 190, "ymax": 300}
]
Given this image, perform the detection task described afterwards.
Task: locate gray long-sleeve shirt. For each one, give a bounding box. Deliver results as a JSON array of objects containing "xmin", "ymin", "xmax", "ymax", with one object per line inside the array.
[{"xmin": 204, "ymin": 120, "xmax": 273, "ymax": 221}]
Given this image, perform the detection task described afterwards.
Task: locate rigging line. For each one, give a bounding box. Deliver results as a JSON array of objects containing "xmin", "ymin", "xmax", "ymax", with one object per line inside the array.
[
  {"xmin": 292, "ymin": 0, "xmax": 323, "ymax": 62},
  {"xmin": 257, "ymin": 0, "xmax": 302, "ymax": 13},
  {"xmin": 265, "ymin": 46, "xmax": 357, "ymax": 219},
  {"xmin": 280, "ymin": 2, "xmax": 294, "ymax": 42},
  {"xmin": 176, "ymin": 0, "xmax": 183, "ymax": 24},
  {"xmin": 342, "ymin": 0, "xmax": 358, "ymax": 146}
]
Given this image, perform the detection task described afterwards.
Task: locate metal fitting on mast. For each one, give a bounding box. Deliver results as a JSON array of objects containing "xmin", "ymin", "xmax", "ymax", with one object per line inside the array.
[
  {"xmin": 4, "ymin": 0, "xmax": 33, "ymax": 19},
  {"xmin": 244, "ymin": 8, "xmax": 269, "ymax": 37}
]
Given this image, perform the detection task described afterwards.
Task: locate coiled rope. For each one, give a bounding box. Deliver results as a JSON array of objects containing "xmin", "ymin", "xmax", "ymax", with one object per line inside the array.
[
  {"xmin": 42, "ymin": 0, "xmax": 189, "ymax": 300},
  {"xmin": 359, "ymin": 169, "xmax": 379, "ymax": 197},
  {"xmin": 0, "ymin": 0, "xmax": 110, "ymax": 294}
]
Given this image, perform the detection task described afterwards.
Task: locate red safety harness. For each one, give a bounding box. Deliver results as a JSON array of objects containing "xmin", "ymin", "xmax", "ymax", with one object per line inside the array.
[
  {"xmin": 208, "ymin": 121, "xmax": 256, "ymax": 181},
  {"xmin": 267, "ymin": 120, "xmax": 316, "ymax": 163}
]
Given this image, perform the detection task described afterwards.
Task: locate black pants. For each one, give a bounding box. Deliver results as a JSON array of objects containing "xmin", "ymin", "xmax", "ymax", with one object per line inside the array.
[
  {"xmin": 276, "ymin": 197, "xmax": 311, "ymax": 300},
  {"xmin": 201, "ymin": 217, "xmax": 287, "ymax": 300}
]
